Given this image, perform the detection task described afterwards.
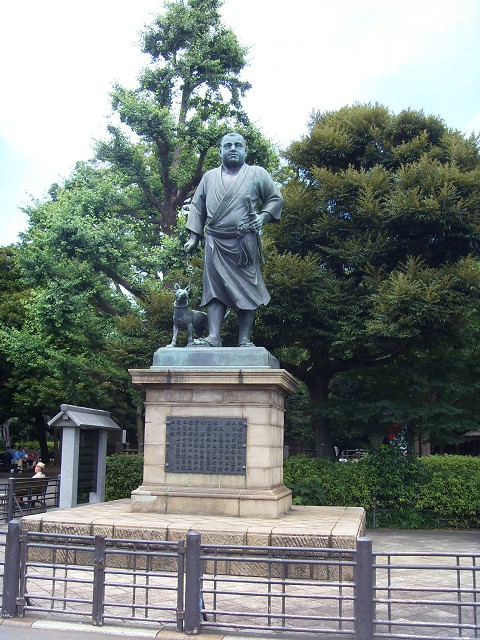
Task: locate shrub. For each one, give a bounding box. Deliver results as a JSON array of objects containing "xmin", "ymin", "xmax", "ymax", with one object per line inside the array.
[
  {"xmin": 283, "ymin": 454, "xmax": 321, "ymax": 485},
  {"xmin": 319, "ymin": 458, "xmax": 376, "ymax": 511},
  {"xmin": 416, "ymin": 455, "xmax": 480, "ymax": 528},
  {"xmin": 284, "ymin": 454, "xmax": 375, "ymax": 509},
  {"xmin": 105, "ymin": 453, "xmax": 144, "ymax": 501},
  {"xmin": 283, "ymin": 451, "xmax": 480, "ymax": 529},
  {"xmin": 367, "ymin": 444, "xmax": 427, "ymax": 510}
]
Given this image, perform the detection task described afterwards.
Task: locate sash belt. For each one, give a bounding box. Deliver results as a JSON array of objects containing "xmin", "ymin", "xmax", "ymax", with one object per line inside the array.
[
  {"xmin": 206, "ymin": 225, "xmax": 257, "ymax": 266},
  {"xmin": 206, "ymin": 226, "xmax": 240, "ymax": 239}
]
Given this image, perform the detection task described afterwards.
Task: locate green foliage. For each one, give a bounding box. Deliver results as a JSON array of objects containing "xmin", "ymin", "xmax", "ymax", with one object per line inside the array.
[
  {"xmin": 285, "ymin": 477, "xmax": 324, "ymax": 506},
  {"xmin": 4, "ymin": 1, "xmax": 278, "ymax": 452},
  {"xmin": 258, "ymin": 103, "xmax": 480, "ymax": 456},
  {"xmin": 283, "ymin": 454, "xmax": 322, "ymax": 484},
  {"xmin": 416, "ymin": 455, "xmax": 480, "ymax": 527},
  {"xmin": 284, "ymin": 383, "xmax": 313, "ymax": 445},
  {"xmin": 367, "ymin": 444, "xmax": 427, "ymax": 509},
  {"xmin": 284, "ymin": 451, "xmax": 480, "ymax": 528},
  {"xmin": 318, "ymin": 458, "xmax": 376, "ymax": 511},
  {"xmin": 283, "ymin": 454, "xmax": 375, "ymax": 510},
  {"xmin": 96, "ymin": 0, "xmax": 276, "ymax": 232},
  {"xmin": 105, "ymin": 454, "xmax": 144, "ymax": 501}
]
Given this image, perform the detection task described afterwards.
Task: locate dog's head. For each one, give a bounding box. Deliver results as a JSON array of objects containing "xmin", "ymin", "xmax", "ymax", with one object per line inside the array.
[{"xmin": 174, "ymin": 283, "xmax": 190, "ymax": 304}]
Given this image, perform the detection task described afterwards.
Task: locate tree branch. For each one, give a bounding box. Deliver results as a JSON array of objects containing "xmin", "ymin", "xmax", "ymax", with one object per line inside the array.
[
  {"xmin": 332, "ymin": 339, "xmax": 411, "ymax": 374},
  {"xmin": 94, "ymin": 263, "xmax": 146, "ymax": 302},
  {"xmin": 93, "ymin": 293, "xmax": 121, "ymax": 316},
  {"xmin": 175, "ymin": 147, "xmax": 209, "ymax": 207},
  {"xmin": 154, "ymin": 135, "xmax": 173, "ymax": 205}
]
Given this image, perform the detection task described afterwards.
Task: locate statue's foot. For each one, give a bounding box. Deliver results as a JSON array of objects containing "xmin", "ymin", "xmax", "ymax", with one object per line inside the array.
[
  {"xmin": 192, "ymin": 336, "xmax": 221, "ymax": 347},
  {"xmin": 237, "ymin": 340, "xmax": 256, "ymax": 347}
]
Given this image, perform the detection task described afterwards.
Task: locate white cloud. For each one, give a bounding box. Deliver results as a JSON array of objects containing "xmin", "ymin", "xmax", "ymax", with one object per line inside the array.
[
  {"xmin": 0, "ymin": 0, "xmax": 479, "ymax": 245},
  {"xmin": 223, "ymin": 0, "xmax": 479, "ymax": 145}
]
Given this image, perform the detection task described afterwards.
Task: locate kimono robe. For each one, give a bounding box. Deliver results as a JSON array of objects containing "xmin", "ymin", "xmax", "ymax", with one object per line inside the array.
[{"xmin": 186, "ymin": 164, "xmax": 283, "ymax": 311}]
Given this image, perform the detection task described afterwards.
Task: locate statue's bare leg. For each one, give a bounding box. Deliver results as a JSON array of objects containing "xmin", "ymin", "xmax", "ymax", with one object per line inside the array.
[
  {"xmin": 237, "ymin": 309, "xmax": 256, "ymax": 347},
  {"xmin": 193, "ymin": 299, "xmax": 226, "ymax": 347}
]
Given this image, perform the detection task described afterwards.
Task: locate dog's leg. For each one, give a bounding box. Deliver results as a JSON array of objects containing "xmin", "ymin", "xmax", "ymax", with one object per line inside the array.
[{"xmin": 166, "ymin": 324, "xmax": 178, "ymax": 348}]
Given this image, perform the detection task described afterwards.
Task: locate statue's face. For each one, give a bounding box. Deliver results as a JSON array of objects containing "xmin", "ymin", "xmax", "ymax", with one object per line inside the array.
[{"xmin": 220, "ymin": 134, "xmax": 247, "ymax": 169}]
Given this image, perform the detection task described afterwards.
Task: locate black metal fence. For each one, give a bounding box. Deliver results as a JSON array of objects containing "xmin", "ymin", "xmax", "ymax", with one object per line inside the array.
[
  {"xmin": 0, "ymin": 522, "xmax": 6, "ymax": 588},
  {"xmin": 0, "ymin": 477, "xmax": 60, "ymax": 522},
  {"xmin": 1, "ymin": 523, "xmax": 479, "ymax": 639},
  {"xmin": 374, "ymin": 549, "xmax": 479, "ymax": 639}
]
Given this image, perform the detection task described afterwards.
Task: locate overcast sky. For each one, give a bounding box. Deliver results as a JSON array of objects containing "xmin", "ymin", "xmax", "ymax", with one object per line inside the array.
[{"xmin": 1, "ymin": 0, "xmax": 479, "ymax": 246}]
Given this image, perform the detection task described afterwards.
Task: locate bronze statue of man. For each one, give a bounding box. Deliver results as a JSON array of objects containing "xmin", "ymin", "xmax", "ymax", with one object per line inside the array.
[{"xmin": 184, "ymin": 132, "xmax": 283, "ymax": 347}]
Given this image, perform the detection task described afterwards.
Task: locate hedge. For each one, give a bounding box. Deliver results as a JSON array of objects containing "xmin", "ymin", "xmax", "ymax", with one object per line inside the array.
[
  {"xmin": 284, "ymin": 450, "xmax": 480, "ymax": 529},
  {"xmin": 105, "ymin": 453, "xmax": 144, "ymax": 501},
  {"xmin": 415, "ymin": 455, "xmax": 480, "ymax": 527},
  {"xmin": 105, "ymin": 450, "xmax": 480, "ymax": 529}
]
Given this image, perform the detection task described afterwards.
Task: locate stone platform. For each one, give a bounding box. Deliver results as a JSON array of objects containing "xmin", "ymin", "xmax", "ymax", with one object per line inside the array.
[
  {"xmin": 21, "ymin": 499, "xmax": 365, "ymax": 548},
  {"xmin": 152, "ymin": 345, "xmax": 280, "ymax": 369},
  {"xmin": 21, "ymin": 501, "xmax": 365, "ymax": 580}
]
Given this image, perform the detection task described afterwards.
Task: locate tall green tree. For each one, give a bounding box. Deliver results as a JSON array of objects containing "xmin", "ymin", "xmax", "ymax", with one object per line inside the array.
[
  {"xmin": 259, "ymin": 104, "xmax": 480, "ymax": 457},
  {"xmin": 11, "ymin": 0, "xmax": 275, "ymax": 445},
  {"xmin": 0, "ymin": 246, "xmax": 53, "ymax": 459},
  {"xmin": 96, "ymin": 0, "xmax": 275, "ymax": 234},
  {"xmin": 326, "ymin": 325, "xmax": 480, "ymax": 453},
  {"xmin": 0, "ymin": 245, "xmax": 30, "ymax": 424},
  {"xmin": 20, "ymin": 0, "xmax": 275, "ymax": 318}
]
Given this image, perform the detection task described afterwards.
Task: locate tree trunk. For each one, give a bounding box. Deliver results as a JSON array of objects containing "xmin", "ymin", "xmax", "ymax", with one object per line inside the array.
[
  {"xmin": 307, "ymin": 374, "xmax": 335, "ymax": 458},
  {"xmin": 161, "ymin": 201, "xmax": 179, "ymax": 236},
  {"xmin": 31, "ymin": 409, "xmax": 50, "ymax": 463}
]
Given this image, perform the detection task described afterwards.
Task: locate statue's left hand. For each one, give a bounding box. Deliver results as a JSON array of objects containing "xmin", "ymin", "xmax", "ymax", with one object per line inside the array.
[{"xmin": 250, "ymin": 213, "xmax": 270, "ymax": 231}]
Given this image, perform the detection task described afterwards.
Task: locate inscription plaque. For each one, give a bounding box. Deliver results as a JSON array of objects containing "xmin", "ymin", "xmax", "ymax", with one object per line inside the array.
[{"xmin": 166, "ymin": 417, "xmax": 247, "ymax": 475}]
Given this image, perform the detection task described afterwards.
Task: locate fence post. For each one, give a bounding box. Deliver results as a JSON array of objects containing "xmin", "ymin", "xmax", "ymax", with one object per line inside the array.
[
  {"xmin": 92, "ymin": 535, "xmax": 106, "ymax": 626},
  {"xmin": 184, "ymin": 531, "xmax": 202, "ymax": 635},
  {"xmin": 2, "ymin": 519, "xmax": 22, "ymax": 618},
  {"xmin": 355, "ymin": 536, "xmax": 374, "ymax": 640},
  {"xmin": 177, "ymin": 539, "xmax": 185, "ymax": 633},
  {"xmin": 7, "ymin": 477, "xmax": 15, "ymax": 522}
]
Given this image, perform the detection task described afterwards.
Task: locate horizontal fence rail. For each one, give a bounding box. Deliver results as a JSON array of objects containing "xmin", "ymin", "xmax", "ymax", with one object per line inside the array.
[
  {"xmin": 0, "ymin": 477, "xmax": 60, "ymax": 522},
  {"xmin": 199, "ymin": 541, "xmax": 358, "ymax": 636},
  {"xmin": 373, "ymin": 551, "xmax": 479, "ymax": 639},
  {"xmin": 1, "ymin": 522, "xmax": 479, "ymax": 639}
]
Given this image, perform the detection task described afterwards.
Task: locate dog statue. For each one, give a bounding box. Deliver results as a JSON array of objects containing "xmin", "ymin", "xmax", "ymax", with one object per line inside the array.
[{"xmin": 166, "ymin": 283, "xmax": 209, "ymax": 347}]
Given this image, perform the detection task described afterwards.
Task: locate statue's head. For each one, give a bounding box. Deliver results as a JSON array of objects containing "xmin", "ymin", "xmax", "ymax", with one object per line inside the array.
[{"xmin": 220, "ymin": 132, "xmax": 247, "ymax": 170}]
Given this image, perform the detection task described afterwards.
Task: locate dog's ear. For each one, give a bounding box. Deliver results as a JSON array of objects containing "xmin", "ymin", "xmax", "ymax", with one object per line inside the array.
[
  {"xmin": 186, "ymin": 285, "xmax": 191, "ymax": 293},
  {"xmin": 174, "ymin": 283, "xmax": 180, "ymax": 290}
]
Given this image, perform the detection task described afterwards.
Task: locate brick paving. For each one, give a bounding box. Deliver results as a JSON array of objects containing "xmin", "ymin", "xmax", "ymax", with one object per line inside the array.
[{"xmin": 1, "ymin": 513, "xmax": 479, "ymax": 638}]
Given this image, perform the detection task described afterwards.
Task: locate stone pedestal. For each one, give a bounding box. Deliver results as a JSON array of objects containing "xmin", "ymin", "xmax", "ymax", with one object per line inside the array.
[
  {"xmin": 22, "ymin": 350, "xmax": 365, "ymax": 579},
  {"xmin": 129, "ymin": 347, "xmax": 298, "ymax": 518}
]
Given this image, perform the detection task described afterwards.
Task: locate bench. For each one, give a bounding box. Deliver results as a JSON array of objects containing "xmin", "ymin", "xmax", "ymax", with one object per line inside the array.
[{"xmin": 13, "ymin": 478, "xmax": 50, "ymax": 513}]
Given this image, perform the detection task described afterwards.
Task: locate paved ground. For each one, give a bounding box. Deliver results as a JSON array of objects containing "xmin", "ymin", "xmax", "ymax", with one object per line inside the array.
[{"xmin": 368, "ymin": 527, "xmax": 479, "ymax": 554}]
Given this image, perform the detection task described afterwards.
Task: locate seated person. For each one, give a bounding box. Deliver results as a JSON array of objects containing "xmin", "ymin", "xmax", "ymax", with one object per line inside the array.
[{"xmin": 32, "ymin": 462, "xmax": 46, "ymax": 478}]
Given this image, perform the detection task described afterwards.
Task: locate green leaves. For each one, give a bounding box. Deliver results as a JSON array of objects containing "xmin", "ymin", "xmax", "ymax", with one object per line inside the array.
[
  {"xmin": 264, "ymin": 104, "xmax": 480, "ymax": 455},
  {"xmin": 105, "ymin": 454, "xmax": 144, "ymax": 501},
  {"xmin": 284, "ymin": 451, "xmax": 480, "ymax": 528}
]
